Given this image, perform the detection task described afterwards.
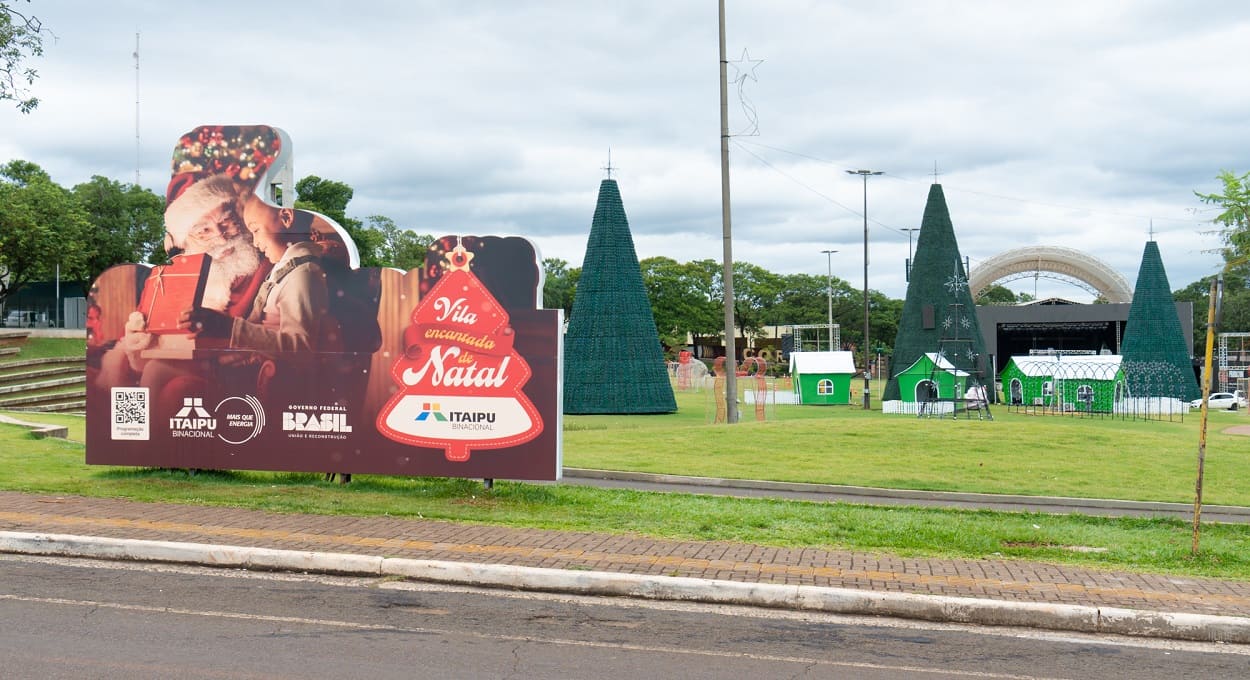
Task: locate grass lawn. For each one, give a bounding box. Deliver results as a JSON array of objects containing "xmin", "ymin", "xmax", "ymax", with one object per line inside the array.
[
  {"xmin": 566, "ymin": 386, "xmax": 1250, "ymax": 506},
  {"xmin": 0, "ymin": 337, "xmax": 85, "ymax": 361},
  {"xmin": 3, "ymin": 338, "xmax": 1249, "ymax": 580}
]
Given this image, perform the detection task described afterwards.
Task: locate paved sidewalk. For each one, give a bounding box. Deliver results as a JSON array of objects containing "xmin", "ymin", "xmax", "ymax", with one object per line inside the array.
[{"xmin": 3, "ymin": 489, "xmax": 1250, "ymax": 625}]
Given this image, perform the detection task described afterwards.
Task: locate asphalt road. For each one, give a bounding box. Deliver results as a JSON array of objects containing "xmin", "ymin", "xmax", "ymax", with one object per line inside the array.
[{"xmin": 3, "ymin": 554, "xmax": 1246, "ymax": 679}]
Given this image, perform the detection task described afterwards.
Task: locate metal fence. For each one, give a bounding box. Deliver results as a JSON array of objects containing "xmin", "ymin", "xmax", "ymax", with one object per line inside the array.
[{"xmin": 1000, "ymin": 359, "xmax": 1188, "ymax": 422}]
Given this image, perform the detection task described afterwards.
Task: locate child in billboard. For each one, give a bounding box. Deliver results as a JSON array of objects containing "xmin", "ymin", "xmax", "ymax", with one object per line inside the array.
[{"xmin": 178, "ymin": 189, "xmax": 341, "ymax": 356}]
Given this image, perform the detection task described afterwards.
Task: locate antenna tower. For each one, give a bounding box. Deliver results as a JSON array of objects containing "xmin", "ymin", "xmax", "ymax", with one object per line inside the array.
[{"xmin": 134, "ymin": 32, "xmax": 141, "ymax": 186}]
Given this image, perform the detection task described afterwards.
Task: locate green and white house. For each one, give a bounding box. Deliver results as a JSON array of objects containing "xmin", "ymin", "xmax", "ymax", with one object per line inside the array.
[
  {"xmin": 883, "ymin": 352, "xmax": 969, "ymax": 415},
  {"xmin": 999, "ymin": 354, "xmax": 1126, "ymax": 412},
  {"xmin": 789, "ymin": 351, "xmax": 856, "ymax": 405}
]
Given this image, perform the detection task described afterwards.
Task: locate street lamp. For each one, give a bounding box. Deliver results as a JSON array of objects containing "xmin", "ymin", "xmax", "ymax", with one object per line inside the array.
[
  {"xmin": 902, "ymin": 227, "xmax": 920, "ymax": 282},
  {"xmin": 847, "ymin": 169, "xmax": 882, "ymax": 410},
  {"xmin": 821, "ymin": 249, "xmax": 837, "ymax": 351}
]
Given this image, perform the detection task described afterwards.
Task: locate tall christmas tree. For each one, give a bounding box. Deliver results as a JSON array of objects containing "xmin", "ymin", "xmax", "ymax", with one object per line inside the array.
[
  {"xmin": 563, "ymin": 179, "xmax": 676, "ymax": 414},
  {"xmin": 884, "ymin": 184, "xmax": 988, "ymax": 401},
  {"xmin": 1120, "ymin": 240, "xmax": 1200, "ymax": 401}
]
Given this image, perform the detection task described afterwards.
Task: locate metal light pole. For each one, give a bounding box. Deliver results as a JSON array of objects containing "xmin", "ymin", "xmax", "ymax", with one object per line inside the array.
[
  {"xmin": 717, "ymin": 0, "xmax": 738, "ymax": 423},
  {"xmin": 821, "ymin": 249, "xmax": 837, "ymax": 350},
  {"xmin": 902, "ymin": 227, "xmax": 920, "ymax": 282},
  {"xmin": 847, "ymin": 169, "xmax": 881, "ymax": 410}
]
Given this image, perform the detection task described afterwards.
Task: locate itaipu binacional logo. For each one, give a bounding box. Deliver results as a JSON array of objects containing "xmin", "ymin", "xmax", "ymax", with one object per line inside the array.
[
  {"xmin": 411, "ymin": 400, "xmax": 500, "ymax": 431},
  {"xmin": 169, "ymin": 395, "xmax": 265, "ymax": 445},
  {"xmin": 416, "ymin": 402, "xmax": 447, "ymax": 422}
]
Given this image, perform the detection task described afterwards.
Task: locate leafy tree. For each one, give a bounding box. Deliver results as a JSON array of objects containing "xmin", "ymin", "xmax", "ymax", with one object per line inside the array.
[
  {"xmin": 1, "ymin": 1, "xmax": 46, "ymax": 113},
  {"xmin": 1175, "ymin": 267, "xmax": 1250, "ymax": 357},
  {"xmin": 1195, "ymin": 170, "xmax": 1250, "ymax": 266},
  {"xmin": 868, "ymin": 291, "xmax": 903, "ymax": 357},
  {"xmin": 294, "ymin": 175, "xmax": 382, "ymax": 267},
  {"xmin": 729, "ymin": 261, "xmax": 784, "ymax": 339},
  {"xmin": 683, "ymin": 258, "xmax": 732, "ymax": 349},
  {"xmin": 541, "ymin": 257, "xmax": 580, "ymax": 319},
  {"xmin": 72, "ymin": 176, "xmax": 166, "ymax": 285},
  {"xmin": 0, "ymin": 160, "xmax": 91, "ymax": 307},
  {"xmin": 1183, "ymin": 170, "xmax": 1250, "ymax": 354},
  {"xmin": 368, "ymin": 214, "xmax": 432, "ymax": 271},
  {"xmin": 639, "ymin": 256, "xmax": 717, "ymax": 349},
  {"xmin": 975, "ymin": 284, "xmax": 1019, "ymax": 305},
  {"xmin": 770, "ymin": 273, "xmax": 827, "ymax": 326}
]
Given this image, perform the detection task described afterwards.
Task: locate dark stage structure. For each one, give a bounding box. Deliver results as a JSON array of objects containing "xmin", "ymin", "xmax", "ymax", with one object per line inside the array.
[{"xmin": 975, "ymin": 299, "xmax": 1194, "ymax": 375}]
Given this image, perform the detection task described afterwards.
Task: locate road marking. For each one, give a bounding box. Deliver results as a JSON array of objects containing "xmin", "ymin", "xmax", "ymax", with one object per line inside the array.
[
  {"xmin": 0, "ymin": 592, "xmax": 1077, "ymax": 679},
  {"xmin": 10, "ymin": 553, "xmax": 1248, "ymax": 658}
]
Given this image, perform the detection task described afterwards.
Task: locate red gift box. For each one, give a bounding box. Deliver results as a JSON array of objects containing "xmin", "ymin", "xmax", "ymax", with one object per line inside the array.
[{"xmin": 138, "ymin": 253, "xmax": 212, "ymax": 334}]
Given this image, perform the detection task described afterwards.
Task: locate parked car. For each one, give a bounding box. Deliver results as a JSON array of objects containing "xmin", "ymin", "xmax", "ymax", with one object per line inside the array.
[
  {"xmin": 3, "ymin": 310, "xmax": 35, "ymax": 328},
  {"xmin": 1189, "ymin": 391, "xmax": 1248, "ymax": 411}
]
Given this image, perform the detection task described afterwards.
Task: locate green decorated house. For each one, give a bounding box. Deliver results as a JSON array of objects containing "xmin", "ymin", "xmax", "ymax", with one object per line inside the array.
[
  {"xmin": 890, "ymin": 352, "xmax": 970, "ymax": 410},
  {"xmin": 789, "ymin": 351, "xmax": 856, "ymax": 405},
  {"xmin": 1000, "ymin": 355, "xmax": 1126, "ymax": 412}
]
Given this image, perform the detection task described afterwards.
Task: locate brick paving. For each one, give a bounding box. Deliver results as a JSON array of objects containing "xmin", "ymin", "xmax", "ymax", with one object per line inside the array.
[{"xmin": 2, "ymin": 489, "xmax": 1250, "ymax": 619}]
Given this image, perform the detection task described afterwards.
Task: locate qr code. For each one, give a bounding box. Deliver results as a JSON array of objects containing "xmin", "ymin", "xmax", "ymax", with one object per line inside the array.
[{"xmin": 113, "ymin": 388, "xmax": 148, "ymax": 425}]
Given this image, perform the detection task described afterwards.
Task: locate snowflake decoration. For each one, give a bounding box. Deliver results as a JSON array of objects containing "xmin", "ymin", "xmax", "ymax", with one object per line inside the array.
[
  {"xmin": 942, "ymin": 316, "xmax": 953, "ymax": 330},
  {"xmin": 959, "ymin": 315, "xmax": 972, "ymax": 329},
  {"xmin": 965, "ymin": 348, "xmax": 976, "ymax": 362},
  {"xmin": 944, "ymin": 263, "xmax": 968, "ymax": 294}
]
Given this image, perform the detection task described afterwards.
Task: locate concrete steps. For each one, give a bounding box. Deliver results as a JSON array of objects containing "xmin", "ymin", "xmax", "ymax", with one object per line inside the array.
[{"xmin": 0, "ymin": 352, "xmax": 87, "ymax": 414}]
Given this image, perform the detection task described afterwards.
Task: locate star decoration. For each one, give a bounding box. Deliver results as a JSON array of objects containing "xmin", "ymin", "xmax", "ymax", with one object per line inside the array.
[
  {"xmin": 944, "ymin": 269, "xmax": 968, "ymax": 294},
  {"xmin": 728, "ymin": 48, "xmax": 763, "ymax": 84}
]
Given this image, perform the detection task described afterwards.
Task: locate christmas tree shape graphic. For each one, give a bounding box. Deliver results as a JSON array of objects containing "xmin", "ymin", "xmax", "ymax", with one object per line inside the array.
[{"xmin": 377, "ymin": 244, "xmax": 543, "ymax": 461}]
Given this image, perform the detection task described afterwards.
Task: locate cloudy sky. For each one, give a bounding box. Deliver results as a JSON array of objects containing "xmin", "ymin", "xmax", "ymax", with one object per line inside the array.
[{"xmin": 3, "ymin": 1, "xmax": 1248, "ymax": 301}]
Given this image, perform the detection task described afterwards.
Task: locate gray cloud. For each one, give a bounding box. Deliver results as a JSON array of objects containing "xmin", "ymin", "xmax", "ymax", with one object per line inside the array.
[{"xmin": 2, "ymin": 1, "xmax": 1245, "ymax": 301}]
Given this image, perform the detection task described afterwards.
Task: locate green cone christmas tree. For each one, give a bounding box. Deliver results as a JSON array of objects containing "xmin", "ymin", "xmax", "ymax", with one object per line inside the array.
[
  {"xmin": 563, "ymin": 179, "xmax": 676, "ymax": 414},
  {"xmin": 1120, "ymin": 241, "xmax": 1199, "ymax": 401},
  {"xmin": 884, "ymin": 184, "xmax": 988, "ymax": 401}
]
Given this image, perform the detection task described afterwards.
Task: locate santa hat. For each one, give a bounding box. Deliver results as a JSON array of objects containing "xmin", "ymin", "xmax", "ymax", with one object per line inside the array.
[
  {"xmin": 163, "ymin": 174, "xmax": 242, "ymax": 250},
  {"xmin": 162, "ymin": 125, "xmax": 285, "ymax": 252}
]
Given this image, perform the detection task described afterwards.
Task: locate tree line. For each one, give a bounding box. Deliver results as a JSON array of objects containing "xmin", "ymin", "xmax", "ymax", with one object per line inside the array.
[
  {"xmin": 0, "ymin": 162, "xmax": 438, "ymax": 309},
  {"xmin": 3, "ymin": 159, "xmax": 1248, "ymax": 358}
]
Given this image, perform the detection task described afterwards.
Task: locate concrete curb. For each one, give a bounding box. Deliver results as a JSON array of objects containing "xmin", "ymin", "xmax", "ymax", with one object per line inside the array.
[
  {"xmin": 4, "ymin": 530, "xmax": 1249, "ymax": 644},
  {"xmin": 563, "ymin": 468, "xmax": 1250, "ymax": 519},
  {"xmin": 0, "ymin": 413, "xmax": 69, "ymax": 439}
]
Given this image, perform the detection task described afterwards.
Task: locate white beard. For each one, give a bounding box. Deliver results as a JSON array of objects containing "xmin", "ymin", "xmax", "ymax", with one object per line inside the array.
[{"xmin": 197, "ymin": 234, "xmax": 262, "ymax": 311}]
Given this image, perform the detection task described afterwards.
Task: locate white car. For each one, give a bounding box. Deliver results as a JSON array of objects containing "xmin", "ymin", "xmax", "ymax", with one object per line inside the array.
[{"xmin": 1189, "ymin": 392, "xmax": 1247, "ymax": 411}]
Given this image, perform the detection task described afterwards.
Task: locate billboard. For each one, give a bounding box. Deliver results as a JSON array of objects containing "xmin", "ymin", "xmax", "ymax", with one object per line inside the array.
[{"xmin": 86, "ymin": 125, "xmax": 562, "ymax": 480}]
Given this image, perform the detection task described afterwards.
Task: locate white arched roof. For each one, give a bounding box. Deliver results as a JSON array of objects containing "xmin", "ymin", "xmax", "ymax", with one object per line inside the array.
[{"xmin": 969, "ymin": 246, "xmax": 1133, "ymax": 303}]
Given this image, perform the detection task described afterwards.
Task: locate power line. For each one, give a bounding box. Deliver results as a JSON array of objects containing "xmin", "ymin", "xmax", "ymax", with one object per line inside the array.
[
  {"xmin": 734, "ymin": 139, "xmax": 1209, "ymax": 228},
  {"xmin": 731, "ymin": 140, "xmax": 910, "ymax": 240}
]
